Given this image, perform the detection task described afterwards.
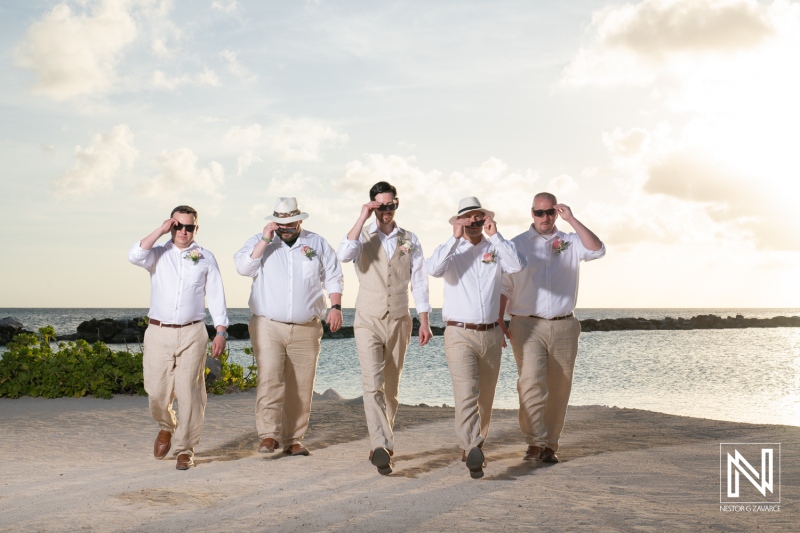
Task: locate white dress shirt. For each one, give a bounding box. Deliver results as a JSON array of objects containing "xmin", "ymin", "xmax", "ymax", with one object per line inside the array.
[
  {"xmin": 128, "ymin": 240, "xmax": 229, "ymax": 327},
  {"xmin": 234, "ymin": 230, "xmax": 344, "ymax": 324},
  {"xmin": 337, "ymin": 222, "xmax": 432, "ymax": 313},
  {"xmin": 426, "ymin": 233, "xmax": 522, "ymax": 324},
  {"xmin": 502, "ymin": 225, "xmax": 605, "ymax": 319}
]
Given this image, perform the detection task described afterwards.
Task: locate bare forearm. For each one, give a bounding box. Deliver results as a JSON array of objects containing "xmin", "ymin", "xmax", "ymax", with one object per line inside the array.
[
  {"xmin": 346, "ymin": 215, "xmax": 369, "ymax": 241},
  {"xmin": 567, "ymin": 217, "xmax": 602, "ymax": 251}
]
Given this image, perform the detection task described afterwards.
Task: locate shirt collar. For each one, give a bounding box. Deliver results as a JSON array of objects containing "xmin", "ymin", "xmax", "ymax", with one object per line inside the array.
[
  {"xmin": 369, "ymin": 221, "xmax": 399, "ymax": 238},
  {"xmin": 528, "ymin": 224, "xmax": 560, "ymax": 242},
  {"xmin": 166, "ymin": 240, "xmax": 202, "ymax": 252}
]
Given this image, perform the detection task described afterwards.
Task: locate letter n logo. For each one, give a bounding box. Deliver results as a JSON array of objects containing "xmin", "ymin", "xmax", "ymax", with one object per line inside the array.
[{"xmin": 720, "ymin": 443, "xmax": 781, "ymax": 504}]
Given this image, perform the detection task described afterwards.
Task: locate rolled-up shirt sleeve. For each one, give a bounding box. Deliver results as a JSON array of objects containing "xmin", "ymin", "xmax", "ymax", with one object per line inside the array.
[
  {"xmin": 425, "ymin": 236, "xmax": 459, "ymax": 278},
  {"xmin": 337, "ymin": 236, "xmax": 362, "ymax": 263},
  {"xmin": 489, "ymin": 233, "xmax": 523, "ymax": 274},
  {"xmin": 320, "ymin": 240, "xmax": 344, "ymax": 295},
  {"xmin": 205, "ymin": 253, "xmax": 229, "ymax": 328},
  {"xmin": 128, "ymin": 241, "xmax": 156, "ymax": 272},
  {"xmin": 234, "ymin": 234, "xmax": 264, "ymax": 277},
  {"xmin": 410, "ymin": 234, "xmax": 431, "ymax": 313},
  {"xmin": 575, "ymin": 236, "xmax": 606, "ymax": 262}
]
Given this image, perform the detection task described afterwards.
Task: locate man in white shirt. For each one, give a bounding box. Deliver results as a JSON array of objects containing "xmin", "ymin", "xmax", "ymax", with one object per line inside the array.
[
  {"xmin": 128, "ymin": 205, "xmax": 229, "ymax": 471},
  {"xmin": 337, "ymin": 181, "xmax": 433, "ymax": 475},
  {"xmin": 500, "ymin": 192, "xmax": 605, "ymax": 463},
  {"xmin": 426, "ymin": 196, "xmax": 522, "ymax": 479},
  {"xmin": 234, "ymin": 197, "xmax": 343, "ymax": 457}
]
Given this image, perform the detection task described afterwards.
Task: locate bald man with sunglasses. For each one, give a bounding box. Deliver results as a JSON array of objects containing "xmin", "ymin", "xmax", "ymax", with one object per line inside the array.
[
  {"xmin": 499, "ymin": 192, "xmax": 604, "ymax": 464},
  {"xmin": 129, "ymin": 205, "xmax": 229, "ymax": 470}
]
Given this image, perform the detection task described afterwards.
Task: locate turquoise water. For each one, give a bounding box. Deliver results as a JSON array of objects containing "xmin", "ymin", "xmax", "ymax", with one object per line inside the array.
[{"xmin": 2, "ymin": 308, "xmax": 799, "ymax": 426}]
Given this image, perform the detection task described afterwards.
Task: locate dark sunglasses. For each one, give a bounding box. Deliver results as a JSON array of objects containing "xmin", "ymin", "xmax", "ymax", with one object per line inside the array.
[
  {"xmin": 469, "ymin": 219, "xmax": 486, "ymax": 228},
  {"xmin": 173, "ymin": 223, "xmax": 197, "ymax": 232},
  {"xmin": 276, "ymin": 226, "xmax": 299, "ymax": 234},
  {"xmin": 532, "ymin": 208, "xmax": 556, "ymax": 217},
  {"xmin": 376, "ymin": 202, "xmax": 398, "ymax": 212}
]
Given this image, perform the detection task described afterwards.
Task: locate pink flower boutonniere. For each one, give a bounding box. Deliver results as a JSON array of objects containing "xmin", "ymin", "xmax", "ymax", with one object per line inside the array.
[
  {"xmin": 301, "ymin": 245, "xmax": 317, "ymax": 260},
  {"xmin": 482, "ymin": 250, "xmax": 496, "ymax": 264},
  {"xmin": 398, "ymin": 237, "xmax": 414, "ymax": 256},
  {"xmin": 552, "ymin": 238, "xmax": 571, "ymax": 255},
  {"xmin": 184, "ymin": 250, "xmax": 202, "ymax": 265}
]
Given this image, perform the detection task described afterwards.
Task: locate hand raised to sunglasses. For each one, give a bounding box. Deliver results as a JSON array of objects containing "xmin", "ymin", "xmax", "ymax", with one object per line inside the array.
[
  {"xmin": 554, "ymin": 204, "xmax": 574, "ymax": 222},
  {"xmin": 483, "ymin": 217, "xmax": 497, "ymax": 237},
  {"xmin": 158, "ymin": 218, "xmax": 178, "ymax": 235},
  {"xmin": 262, "ymin": 222, "xmax": 280, "ymax": 241}
]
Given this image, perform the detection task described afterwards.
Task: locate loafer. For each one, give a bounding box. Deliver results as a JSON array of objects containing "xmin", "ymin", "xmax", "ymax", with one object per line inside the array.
[
  {"xmin": 540, "ymin": 447, "xmax": 559, "ymax": 463},
  {"xmin": 154, "ymin": 430, "xmax": 172, "ymax": 459},
  {"xmin": 259, "ymin": 438, "xmax": 278, "ymax": 453},
  {"xmin": 176, "ymin": 453, "xmax": 194, "ymax": 470},
  {"xmin": 524, "ymin": 445, "xmax": 543, "ymax": 461},
  {"xmin": 284, "ymin": 444, "xmax": 310, "ymax": 456},
  {"xmin": 466, "ymin": 447, "xmax": 485, "ymax": 479},
  {"xmin": 370, "ymin": 447, "xmax": 393, "ymax": 475}
]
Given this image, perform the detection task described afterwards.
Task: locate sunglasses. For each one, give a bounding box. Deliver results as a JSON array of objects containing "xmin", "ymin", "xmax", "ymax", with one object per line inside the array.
[
  {"xmin": 376, "ymin": 202, "xmax": 398, "ymax": 212},
  {"xmin": 276, "ymin": 226, "xmax": 299, "ymax": 235},
  {"xmin": 173, "ymin": 223, "xmax": 197, "ymax": 232},
  {"xmin": 532, "ymin": 208, "xmax": 556, "ymax": 217},
  {"xmin": 469, "ymin": 219, "xmax": 486, "ymax": 228}
]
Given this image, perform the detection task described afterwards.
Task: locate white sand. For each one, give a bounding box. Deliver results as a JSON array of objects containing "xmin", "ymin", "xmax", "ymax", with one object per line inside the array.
[{"xmin": 0, "ymin": 391, "xmax": 796, "ymax": 532}]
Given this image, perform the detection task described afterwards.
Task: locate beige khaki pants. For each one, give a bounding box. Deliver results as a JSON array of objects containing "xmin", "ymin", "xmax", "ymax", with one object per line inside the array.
[
  {"xmin": 250, "ymin": 315, "xmax": 323, "ymax": 448},
  {"xmin": 444, "ymin": 326, "xmax": 504, "ymax": 451},
  {"xmin": 354, "ymin": 310, "xmax": 413, "ymax": 451},
  {"xmin": 142, "ymin": 321, "xmax": 209, "ymax": 458},
  {"xmin": 509, "ymin": 315, "xmax": 581, "ymax": 452}
]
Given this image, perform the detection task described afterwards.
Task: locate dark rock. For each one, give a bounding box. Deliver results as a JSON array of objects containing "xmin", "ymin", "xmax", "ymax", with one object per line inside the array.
[
  {"xmin": 228, "ymin": 323, "xmax": 249, "ymax": 339},
  {"xmin": 111, "ymin": 328, "xmax": 144, "ymax": 343},
  {"xmin": 205, "ymin": 356, "xmax": 222, "ymax": 383},
  {"xmin": 0, "ymin": 317, "xmax": 34, "ymax": 345}
]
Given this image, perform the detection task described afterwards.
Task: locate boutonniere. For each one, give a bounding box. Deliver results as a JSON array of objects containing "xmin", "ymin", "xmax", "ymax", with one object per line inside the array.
[
  {"xmin": 481, "ymin": 250, "xmax": 496, "ymax": 264},
  {"xmin": 184, "ymin": 250, "xmax": 202, "ymax": 265},
  {"xmin": 398, "ymin": 237, "xmax": 414, "ymax": 256},
  {"xmin": 300, "ymin": 245, "xmax": 317, "ymax": 260},
  {"xmin": 552, "ymin": 238, "xmax": 571, "ymax": 255}
]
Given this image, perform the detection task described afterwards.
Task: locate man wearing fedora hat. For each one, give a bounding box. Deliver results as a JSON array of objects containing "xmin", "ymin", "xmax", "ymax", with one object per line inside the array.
[
  {"xmin": 337, "ymin": 181, "xmax": 433, "ymax": 475},
  {"xmin": 128, "ymin": 205, "xmax": 229, "ymax": 470},
  {"xmin": 500, "ymin": 192, "xmax": 604, "ymax": 464},
  {"xmin": 234, "ymin": 197, "xmax": 343, "ymax": 457},
  {"xmin": 426, "ymin": 196, "xmax": 522, "ymax": 479}
]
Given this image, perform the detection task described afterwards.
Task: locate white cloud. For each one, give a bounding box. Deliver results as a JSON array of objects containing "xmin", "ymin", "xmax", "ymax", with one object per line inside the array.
[
  {"xmin": 225, "ymin": 124, "xmax": 263, "ymax": 176},
  {"xmin": 141, "ymin": 148, "xmax": 226, "ymax": 200},
  {"xmin": 211, "ymin": 0, "xmax": 239, "ymax": 13},
  {"xmin": 152, "ymin": 68, "xmax": 219, "ymax": 90},
  {"xmin": 220, "ymin": 49, "xmax": 256, "ymax": 81},
  {"xmin": 267, "ymin": 119, "xmax": 349, "ymax": 162},
  {"xmin": 14, "ymin": 0, "xmax": 139, "ymax": 100},
  {"xmin": 52, "ymin": 124, "xmax": 138, "ymax": 197}
]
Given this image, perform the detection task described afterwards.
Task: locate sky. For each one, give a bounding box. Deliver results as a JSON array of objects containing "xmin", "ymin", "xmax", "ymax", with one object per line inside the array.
[{"xmin": 1, "ymin": 0, "xmax": 799, "ymax": 309}]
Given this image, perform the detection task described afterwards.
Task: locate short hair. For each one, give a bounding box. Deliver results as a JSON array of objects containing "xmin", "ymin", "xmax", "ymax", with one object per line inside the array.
[
  {"xmin": 533, "ymin": 192, "xmax": 557, "ymax": 206},
  {"xmin": 369, "ymin": 181, "xmax": 398, "ymax": 201},
  {"xmin": 170, "ymin": 205, "xmax": 198, "ymax": 222}
]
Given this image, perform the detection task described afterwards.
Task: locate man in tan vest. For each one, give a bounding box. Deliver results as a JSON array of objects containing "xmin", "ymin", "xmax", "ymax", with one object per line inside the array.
[{"xmin": 338, "ymin": 181, "xmax": 432, "ymax": 475}]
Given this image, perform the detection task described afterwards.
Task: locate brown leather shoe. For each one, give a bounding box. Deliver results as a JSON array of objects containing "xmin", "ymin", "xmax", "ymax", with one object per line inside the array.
[
  {"xmin": 284, "ymin": 444, "xmax": 310, "ymax": 456},
  {"xmin": 370, "ymin": 447, "xmax": 393, "ymax": 475},
  {"xmin": 259, "ymin": 438, "xmax": 278, "ymax": 453},
  {"xmin": 466, "ymin": 447, "xmax": 485, "ymax": 479},
  {"xmin": 176, "ymin": 453, "xmax": 194, "ymax": 470},
  {"xmin": 154, "ymin": 430, "xmax": 172, "ymax": 459},
  {"xmin": 524, "ymin": 445, "xmax": 543, "ymax": 461},
  {"xmin": 368, "ymin": 448, "xmax": 394, "ymax": 461},
  {"xmin": 540, "ymin": 447, "xmax": 559, "ymax": 463}
]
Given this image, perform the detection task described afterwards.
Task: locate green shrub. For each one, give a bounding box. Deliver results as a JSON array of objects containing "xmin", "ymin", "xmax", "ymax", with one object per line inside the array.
[{"xmin": 0, "ymin": 326, "xmax": 257, "ymax": 399}]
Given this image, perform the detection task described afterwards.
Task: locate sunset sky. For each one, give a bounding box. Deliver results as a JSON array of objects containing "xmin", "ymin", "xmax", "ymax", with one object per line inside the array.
[{"xmin": 1, "ymin": 0, "xmax": 799, "ymax": 309}]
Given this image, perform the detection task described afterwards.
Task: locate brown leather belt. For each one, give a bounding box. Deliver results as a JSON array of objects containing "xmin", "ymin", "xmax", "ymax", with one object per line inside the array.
[
  {"xmin": 446, "ymin": 320, "xmax": 499, "ymax": 331},
  {"xmin": 149, "ymin": 319, "xmax": 203, "ymax": 328},
  {"xmin": 523, "ymin": 313, "xmax": 573, "ymax": 321}
]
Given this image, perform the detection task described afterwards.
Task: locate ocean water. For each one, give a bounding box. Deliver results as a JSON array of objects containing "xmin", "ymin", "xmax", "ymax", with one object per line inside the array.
[{"xmin": 2, "ymin": 308, "xmax": 799, "ymax": 427}]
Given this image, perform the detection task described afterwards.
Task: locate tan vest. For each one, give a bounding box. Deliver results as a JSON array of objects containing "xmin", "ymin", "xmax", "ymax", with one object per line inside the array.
[{"xmin": 354, "ymin": 227, "xmax": 414, "ymax": 319}]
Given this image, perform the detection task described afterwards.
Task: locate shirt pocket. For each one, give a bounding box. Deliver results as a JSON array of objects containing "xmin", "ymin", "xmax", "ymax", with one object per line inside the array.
[
  {"xmin": 302, "ymin": 258, "xmax": 319, "ymax": 280},
  {"xmin": 186, "ymin": 262, "xmax": 207, "ymax": 288}
]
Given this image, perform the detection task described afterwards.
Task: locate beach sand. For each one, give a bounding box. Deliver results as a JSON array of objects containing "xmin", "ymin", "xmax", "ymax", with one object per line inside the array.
[{"xmin": 0, "ymin": 391, "xmax": 796, "ymax": 532}]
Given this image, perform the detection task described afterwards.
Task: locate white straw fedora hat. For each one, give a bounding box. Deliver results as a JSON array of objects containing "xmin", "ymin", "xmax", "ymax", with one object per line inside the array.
[
  {"xmin": 264, "ymin": 197, "xmax": 309, "ymax": 223},
  {"xmin": 448, "ymin": 196, "xmax": 495, "ymax": 225}
]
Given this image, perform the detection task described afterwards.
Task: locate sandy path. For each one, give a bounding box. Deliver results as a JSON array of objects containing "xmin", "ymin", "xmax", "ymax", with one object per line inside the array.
[{"xmin": 0, "ymin": 392, "xmax": 796, "ymax": 532}]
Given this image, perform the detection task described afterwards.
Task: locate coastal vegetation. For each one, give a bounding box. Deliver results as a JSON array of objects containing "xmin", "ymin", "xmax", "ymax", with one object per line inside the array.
[{"xmin": 0, "ymin": 326, "xmax": 257, "ymax": 399}]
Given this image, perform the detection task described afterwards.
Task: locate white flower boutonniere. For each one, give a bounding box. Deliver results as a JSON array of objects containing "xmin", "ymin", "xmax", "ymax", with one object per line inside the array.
[
  {"xmin": 184, "ymin": 250, "xmax": 202, "ymax": 265},
  {"xmin": 301, "ymin": 245, "xmax": 317, "ymax": 260},
  {"xmin": 552, "ymin": 238, "xmax": 571, "ymax": 255},
  {"xmin": 398, "ymin": 237, "xmax": 414, "ymax": 256},
  {"xmin": 481, "ymin": 250, "xmax": 496, "ymax": 264}
]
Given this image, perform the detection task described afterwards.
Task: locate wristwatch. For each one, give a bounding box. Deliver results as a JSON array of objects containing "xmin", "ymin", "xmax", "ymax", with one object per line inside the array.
[
  {"xmin": 216, "ymin": 330, "xmax": 229, "ymax": 339},
  {"xmin": 330, "ymin": 304, "xmax": 342, "ymax": 311}
]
